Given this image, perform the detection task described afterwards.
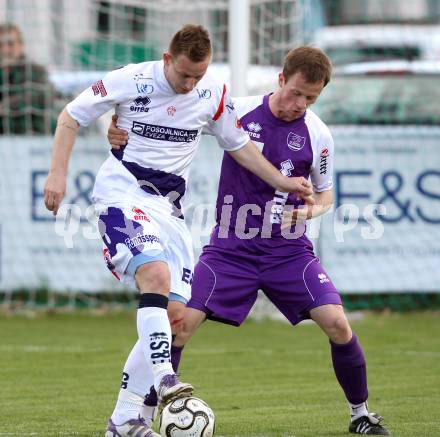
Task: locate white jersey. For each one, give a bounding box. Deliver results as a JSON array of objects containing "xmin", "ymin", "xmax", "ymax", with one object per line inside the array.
[{"xmin": 66, "ymin": 60, "xmax": 249, "ymax": 215}]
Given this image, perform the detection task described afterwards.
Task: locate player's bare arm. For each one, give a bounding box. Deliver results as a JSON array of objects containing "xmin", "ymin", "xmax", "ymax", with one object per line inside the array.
[
  {"xmin": 44, "ymin": 108, "xmax": 80, "ymax": 215},
  {"xmin": 228, "ymin": 140, "xmax": 314, "ymax": 201},
  {"xmin": 282, "ymin": 189, "xmax": 332, "ymax": 227}
]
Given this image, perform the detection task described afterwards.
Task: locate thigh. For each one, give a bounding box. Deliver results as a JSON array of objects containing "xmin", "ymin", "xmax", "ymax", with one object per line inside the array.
[
  {"xmin": 261, "ymin": 254, "xmax": 342, "ymax": 325},
  {"xmin": 188, "ymin": 246, "xmax": 260, "ymax": 326},
  {"xmin": 99, "ymin": 206, "xmax": 164, "ymax": 285},
  {"xmin": 164, "ymin": 218, "xmax": 194, "ymax": 303}
]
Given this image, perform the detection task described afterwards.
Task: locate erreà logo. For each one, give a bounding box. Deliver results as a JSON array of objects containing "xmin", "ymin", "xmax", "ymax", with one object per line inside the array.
[
  {"xmin": 247, "ymin": 122, "xmax": 262, "ymax": 132},
  {"xmin": 247, "ymin": 121, "xmax": 262, "ymax": 139},
  {"xmin": 134, "ymin": 96, "xmax": 151, "ymax": 106},
  {"xmin": 319, "ymin": 148, "xmax": 329, "ymax": 174},
  {"xmin": 287, "ymin": 132, "xmax": 306, "ymax": 151},
  {"xmin": 132, "ymin": 207, "xmax": 150, "ymax": 221},
  {"xmin": 130, "ymin": 96, "xmax": 151, "ymax": 113}
]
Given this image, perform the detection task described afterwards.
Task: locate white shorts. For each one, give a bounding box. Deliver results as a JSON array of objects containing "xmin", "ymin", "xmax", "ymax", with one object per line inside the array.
[{"xmin": 98, "ymin": 199, "xmax": 194, "ymax": 303}]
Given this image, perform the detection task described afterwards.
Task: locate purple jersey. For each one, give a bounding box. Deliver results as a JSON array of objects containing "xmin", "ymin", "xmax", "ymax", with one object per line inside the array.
[
  {"xmin": 210, "ymin": 94, "xmax": 334, "ymax": 248},
  {"xmin": 188, "ymin": 95, "xmax": 340, "ymax": 326}
]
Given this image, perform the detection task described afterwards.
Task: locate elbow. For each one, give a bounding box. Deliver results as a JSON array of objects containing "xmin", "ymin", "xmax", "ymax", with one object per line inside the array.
[{"xmin": 57, "ymin": 107, "xmax": 80, "ymax": 131}]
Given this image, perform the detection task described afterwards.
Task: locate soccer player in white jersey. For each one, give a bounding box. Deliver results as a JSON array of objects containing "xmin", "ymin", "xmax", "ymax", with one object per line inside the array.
[
  {"xmin": 108, "ymin": 46, "xmax": 390, "ymax": 435},
  {"xmin": 44, "ymin": 25, "xmax": 314, "ymax": 437}
]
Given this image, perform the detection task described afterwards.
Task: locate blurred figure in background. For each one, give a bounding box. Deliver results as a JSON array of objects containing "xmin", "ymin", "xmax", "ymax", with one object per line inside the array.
[{"xmin": 0, "ymin": 23, "xmax": 55, "ymax": 134}]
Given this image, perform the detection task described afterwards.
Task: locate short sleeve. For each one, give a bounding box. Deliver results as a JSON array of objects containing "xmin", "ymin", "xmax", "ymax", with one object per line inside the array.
[
  {"xmin": 310, "ymin": 131, "xmax": 334, "ymax": 192},
  {"xmin": 66, "ymin": 66, "xmax": 129, "ymax": 127},
  {"xmin": 205, "ymin": 85, "xmax": 249, "ymax": 151}
]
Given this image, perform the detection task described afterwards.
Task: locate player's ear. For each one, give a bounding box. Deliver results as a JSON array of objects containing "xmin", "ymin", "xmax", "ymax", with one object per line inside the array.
[
  {"xmin": 163, "ymin": 52, "xmax": 172, "ymax": 66},
  {"xmin": 278, "ymin": 72, "xmax": 285, "ymax": 88}
]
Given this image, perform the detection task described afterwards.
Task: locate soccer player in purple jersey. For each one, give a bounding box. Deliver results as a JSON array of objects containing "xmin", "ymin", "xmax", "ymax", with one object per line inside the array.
[{"xmin": 108, "ymin": 46, "xmax": 390, "ymax": 435}]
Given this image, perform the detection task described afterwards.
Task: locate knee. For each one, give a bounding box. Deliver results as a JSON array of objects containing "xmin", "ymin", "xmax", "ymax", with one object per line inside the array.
[
  {"xmin": 168, "ymin": 305, "xmax": 185, "ymax": 335},
  {"xmin": 173, "ymin": 319, "xmax": 194, "ymax": 347},
  {"xmin": 135, "ymin": 262, "xmax": 170, "ymax": 293},
  {"xmin": 325, "ymin": 316, "xmax": 352, "ymax": 344}
]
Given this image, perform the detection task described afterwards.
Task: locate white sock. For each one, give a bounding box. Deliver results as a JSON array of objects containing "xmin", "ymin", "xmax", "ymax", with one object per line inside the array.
[
  {"xmin": 111, "ymin": 389, "xmax": 144, "ymax": 425},
  {"xmin": 140, "ymin": 404, "xmax": 158, "ymax": 427},
  {"xmin": 137, "ymin": 306, "xmax": 174, "ymax": 390},
  {"xmin": 122, "ymin": 340, "xmax": 154, "ymax": 395},
  {"xmin": 349, "ymin": 401, "xmax": 369, "ymax": 421}
]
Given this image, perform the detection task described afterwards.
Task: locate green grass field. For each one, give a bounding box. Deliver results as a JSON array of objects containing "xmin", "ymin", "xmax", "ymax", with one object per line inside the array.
[{"xmin": 0, "ymin": 311, "xmax": 439, "ymax": 436}]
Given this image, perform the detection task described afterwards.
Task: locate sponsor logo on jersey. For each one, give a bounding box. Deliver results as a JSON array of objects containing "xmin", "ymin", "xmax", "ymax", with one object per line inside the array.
[
  {"xmin": 247, "ymin": 122, "xmax": 262, "ymax": 132},
  {"xmin": 269, "ymin": 160, "xmax": 294, "ymax": 224},
  {"xmin": 133, "ymin": 73, "xmax": 153, "ymax": 82},
  {"xmin": 131, "ymin": 121, "xmax": 198, "ymax": 142},
  {"xmin": 92, "ymin": 80, "xmax": 107, "ymax": 97},
  {"xmin": 246, "ymin": 121, "xmax": 262, "ymax": 139},
  {"xmin": 197, "ymin": 88, "xmax": 211, "ymax": 99},
  {"xmin": 182, "ymin": 267, "xmax": 193, "ymax": 285},
  {"xmin": 132, "ymin": 207, "xmax": 150, "ymax": 221},
  {"xmin": 130, "ymin": 96, "xmax": 151, "ymax": 113},
  {"xmin": 167, "ymin": 106, "xmax": 176, "ymax": 116},
  {"xmin": 125, "ymin": 232, "xmax": 160, "ymax": 249},
  {"xmin": 280, "ymin": 159, "xmax": 294, "ymax": 177},
  {"xmin": 287, "ymin": 132, "xmax": 306, "ymax": 151},
  {"xmin": 225, "ymin": 100, "xmax": 235, "ymax": 113},
  {"xmin": 318, "ymin": 273, "xmax": 330, "ymax": 284},
  {"xmin": 136, "ymin": 83, "xmax": 154, "ymax": 94},
  {"xmin": 235, "ymin": 117, "xmax": 242, "ymax": 129},
  {"xmin": 320, "ymin": 148, "xmax": 329, "ymax": 174}
]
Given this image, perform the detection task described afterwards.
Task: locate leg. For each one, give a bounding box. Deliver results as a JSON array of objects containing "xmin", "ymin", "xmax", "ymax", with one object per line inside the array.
[
  {"xmin": 310, "ymin": 304, "xmax": 366, "ymax": 405},
  {"xmin": 145, "ymin": 243, "xmax": 259, "ymax": 414},
  {"xmin": 311, "ymin": 304, "xmax": 390, "ymax": 435},
  {"xmin": 142, "ymin": 303, "xmax": 207, "ymax": 413},
  {"xmin": 120, "ymin": 298, "xmax": 196, "ymax": 426},
  {"xmin": 173, "ymin": 307, "xmax": 207, "ymax": 348},
  {"xmin": 100, "ymin": 207, "xmax": 191, "ymax": 436},
  {"xmin": 141, "ymin": 298, "xmax": 190, "ymax": 424},
  {"xmin": 110, "ymin": 340, "xmax": 154, "ymax": 426},
  {"xmin": 260, "ymin": 254, "xmax": 389, "ymax": 435},
  {"xmin": 169, "ymin": 301, "xmax": 206, "ymax": 374},
  {"xmin": 135, "ymin": 262, "xmax": 193, "ymax": 405},
  {"xmin": 142, "ymin": 217, "xmax": 196, "ymax": 415},
  {"xmin": 168, "ymin": 299, "xmax": 188, "ymax": 371}
]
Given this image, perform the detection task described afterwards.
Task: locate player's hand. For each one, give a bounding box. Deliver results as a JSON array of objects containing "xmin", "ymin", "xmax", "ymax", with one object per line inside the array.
[
  {"xmin": 44, "ymin": 171, "xmax": 66, "ymax": 215},
  {"xmin": 279, "ymin": 176, "xmax": 315, "ymax": 202},
  {"xmin": 108, "ymin": 114, "xmax": 128, "ymax": 149},
  {"xmin": 281, "ymin": 207, "xmax": 309, "ymax": 228}
]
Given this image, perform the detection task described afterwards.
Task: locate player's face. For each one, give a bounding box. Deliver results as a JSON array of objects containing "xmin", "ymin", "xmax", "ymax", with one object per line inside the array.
[
  {"xmin": 0, "ymin": 30, "xmax": 23, "ymax": 66},
  {"xmin": 276, "ymin": 71, "xmax": 324, "ymax": 121},
  {"xmin": 163, "ymin": 52, "xmax": 210, "ymax": 94}
]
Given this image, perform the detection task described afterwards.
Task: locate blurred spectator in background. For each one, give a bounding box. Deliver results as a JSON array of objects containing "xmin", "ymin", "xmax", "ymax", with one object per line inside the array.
[{"xmin": 0, "ymin": 23, "xmax": 55, "ymax": 134}]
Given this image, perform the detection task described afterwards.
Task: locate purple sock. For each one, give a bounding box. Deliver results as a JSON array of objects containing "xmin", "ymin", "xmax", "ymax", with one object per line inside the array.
[
  {"xmin": 171, "ymin": 345, "xmax": 184, "ymax": 372},
  {"xmin": 144, "ymin": 386, "xmax": 157, "ymax": 407},
  {"xmin": 330, "ymin": 333, "xmax": 368, "ymax": 405}
]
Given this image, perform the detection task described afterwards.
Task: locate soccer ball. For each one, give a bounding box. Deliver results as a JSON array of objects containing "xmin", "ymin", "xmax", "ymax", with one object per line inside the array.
[{"xmin": 159, "ymin": 396, "xmax": 215, "ymax": 437}]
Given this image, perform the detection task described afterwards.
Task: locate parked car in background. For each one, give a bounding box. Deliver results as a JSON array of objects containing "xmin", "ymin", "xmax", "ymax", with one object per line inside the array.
[
  {"xmin": 314, "ymin": 60, "xmax": 440, "ymax": 125},
  {"xmin": 312, "ymin": 24, "xmax": 440, "ymax": 65}
]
